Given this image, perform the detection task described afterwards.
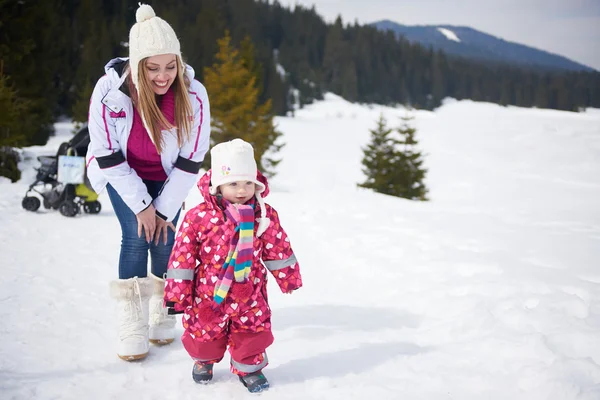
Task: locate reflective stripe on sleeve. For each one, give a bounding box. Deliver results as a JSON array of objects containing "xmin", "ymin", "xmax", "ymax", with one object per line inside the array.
[{"xmin": 264, "ymin": 254, "xmax": 297, "ymax": 271}]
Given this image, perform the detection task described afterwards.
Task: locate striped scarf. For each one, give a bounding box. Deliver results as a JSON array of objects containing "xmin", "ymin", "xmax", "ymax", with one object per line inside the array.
[{"xmin": 213, "ymin": 201, "xmax": 255, "ymax": 304}]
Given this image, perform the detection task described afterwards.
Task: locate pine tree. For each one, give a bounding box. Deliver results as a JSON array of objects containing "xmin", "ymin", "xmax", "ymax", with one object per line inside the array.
[
  {"xmin": 0, "ymin": 0, "xmax": 66, "ymax": 146},
  {"xmin": 358, "ymin": 114, "xmax": 402, "ymax": 196},
  {"xmin": 395, "ymin": 114, "xmax": 428, "ymax": 200},
  {"xmin": 71, "ymin": 77, "xmax": 94, "ymax": 129},
  {"xmin": 0, "ymin": 71, "xmax": 31, "ymax": 182},
  {"xmin": 239, "ymin": 35, "xmax": 263, "ymax": 97},
  {"xmin": 0, "ymin": 73, "xmax": 29, "ymax": 148},
  {"xmin": 204, "ymin": 31, "xmax": 283, "ymax": 176},
  {"xmin": 358, "ymin": 113, "xmax": 428, "ymax": 200},
  {"xmin": 71, "ymin": 0, "xmax": 113, "ymax": 125}
]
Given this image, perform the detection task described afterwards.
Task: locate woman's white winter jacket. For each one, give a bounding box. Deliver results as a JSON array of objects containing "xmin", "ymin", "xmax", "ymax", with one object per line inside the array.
[{"xmin": 86, "ymin": 57, "xmax": 210, "ymax": 221}]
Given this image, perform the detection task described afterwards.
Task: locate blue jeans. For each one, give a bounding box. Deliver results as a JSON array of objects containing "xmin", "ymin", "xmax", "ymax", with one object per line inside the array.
[{"xmin": 106, "ymin": 180, "xmax": 180, "ymax": 279}]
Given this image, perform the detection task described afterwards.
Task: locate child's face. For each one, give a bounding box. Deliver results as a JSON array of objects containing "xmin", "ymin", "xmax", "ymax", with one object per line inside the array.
[{"xmin": 219, "ymin": 181, "xmax": 256, "ymax": 204}]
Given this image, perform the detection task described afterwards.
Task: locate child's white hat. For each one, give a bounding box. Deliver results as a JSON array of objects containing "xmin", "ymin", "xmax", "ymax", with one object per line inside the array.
[
  {"xmin": 128, "ymin": 4, "xmax": 182, "ymax": 91},
  {"xmin": 209, "ymin": 139, "xmax": 270, "ymax": 236},
  {"xmin": 209, "ymin": 139, "xmax": 266, "ymax": 194}
]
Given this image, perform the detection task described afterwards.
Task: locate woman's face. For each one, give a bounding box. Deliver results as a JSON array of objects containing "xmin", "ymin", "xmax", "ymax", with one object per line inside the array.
[{"xmin": 144, "ymin": 54, "xmax": 178, "ymax": 95}]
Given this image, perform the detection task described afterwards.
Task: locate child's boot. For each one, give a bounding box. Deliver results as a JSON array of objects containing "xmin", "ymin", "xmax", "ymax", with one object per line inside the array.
[
  {"xmin": 109, "ymin": 277, "xmax": 152, "ymax": 361},
  {"xmin": 148, "ymin": 274, "xmax": 175, "ymax": 344},
  {"xmin": 192, "ymin": 362, "xmax": 214, "ymax": 384},
  {"xmin": 239, "ymin": 370, "xmax": 270, "ymax": 393}
]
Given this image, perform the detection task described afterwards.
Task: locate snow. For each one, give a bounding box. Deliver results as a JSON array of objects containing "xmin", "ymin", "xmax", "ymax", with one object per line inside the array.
[
  {"xmin": 276, "ymin": 64, "xmax": 287, "ymax": 79},
  {"xmin": 288, "ymin": 88, "xmax": 301, "ymax": 113},
  {"xmin": 2, "ymin": 96, "xmax": 600, "ymax": 399},
  {"xmin": 438, "ymin": 27, "xmax": 461, "ymax": 42},
  {"xmin": 273, "ymin": 49, "xmax": 287, "ymax": 79}
]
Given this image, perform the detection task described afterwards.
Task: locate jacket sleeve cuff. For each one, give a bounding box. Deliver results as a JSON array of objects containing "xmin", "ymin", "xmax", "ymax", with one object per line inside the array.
[
  {"xmin": 129, "ymin": 193, "xmax": 154, "ymax": 215},
  {"xmin": 156, "ymin": 210, "xmax": 168, "ymax": 221}
]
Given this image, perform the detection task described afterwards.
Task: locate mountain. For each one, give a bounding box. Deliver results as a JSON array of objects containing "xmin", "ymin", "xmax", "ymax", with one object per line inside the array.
[{"xmin": 373, "ymin": 20, "xmax": 595, "ymax": 72}]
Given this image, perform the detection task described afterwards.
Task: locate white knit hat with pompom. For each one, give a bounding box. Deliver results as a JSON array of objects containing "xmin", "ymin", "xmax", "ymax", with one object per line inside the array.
[{"xmin": 128, "ymin": 4, "xmax": 182, "ymax": 90}]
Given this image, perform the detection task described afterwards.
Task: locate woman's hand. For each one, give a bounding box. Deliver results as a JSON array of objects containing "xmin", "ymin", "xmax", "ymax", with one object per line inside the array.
[
  {"xmin": 136, "ymin": 204, "xmax": 157, "ymax": 243},
  {"xmin": 154, "ymin": 215, "xmax": 176, "ymax": 245}
]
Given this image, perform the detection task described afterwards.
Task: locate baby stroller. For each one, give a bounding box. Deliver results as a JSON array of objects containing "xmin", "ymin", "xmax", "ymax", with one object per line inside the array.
[{"xmin": 21, "ymin": 124, "xmax": 101, "ymax": 217}]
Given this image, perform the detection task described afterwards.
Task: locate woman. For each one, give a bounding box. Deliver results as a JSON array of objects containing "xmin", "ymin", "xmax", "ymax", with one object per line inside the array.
[{"xmin": 86, "ymin": 4, "xmax": 210, "ymax": 361}]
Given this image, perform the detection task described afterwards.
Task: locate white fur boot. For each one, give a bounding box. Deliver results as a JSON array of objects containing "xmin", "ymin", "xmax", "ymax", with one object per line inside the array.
[
  {"xmin": 149, "ymin": 274, "xmax": 176, "ymax": 345},
  {"xmin": 110, "ymin": 277, "xmax": 152, "ymax": 361}
]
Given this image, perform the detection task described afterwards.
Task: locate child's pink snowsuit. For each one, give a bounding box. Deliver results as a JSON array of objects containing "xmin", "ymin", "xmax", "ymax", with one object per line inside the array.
[{"xmin": 164, "ymin": 170, "xmax": 302, "ymax": 375}]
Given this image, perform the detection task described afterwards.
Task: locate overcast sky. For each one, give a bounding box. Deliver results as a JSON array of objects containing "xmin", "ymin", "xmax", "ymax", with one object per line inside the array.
[{"xmin": 278, "ymin": 0, "xmax": 600, "ymax": 71}]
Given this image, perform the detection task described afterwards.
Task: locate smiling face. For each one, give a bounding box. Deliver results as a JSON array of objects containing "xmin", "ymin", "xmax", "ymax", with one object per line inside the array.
[
  {"xmin": 219, "ymin": 181, "xmax": 257, "ymax": 204},
  {"xmin": 143, "ymin": 54, "xmax": 178, "ymax": 95}
]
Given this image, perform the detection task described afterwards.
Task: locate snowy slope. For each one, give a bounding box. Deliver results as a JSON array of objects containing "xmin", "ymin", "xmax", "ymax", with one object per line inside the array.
[{"xmin": 1, "ymin": 97, "xmax": 600, "ymax": 400}]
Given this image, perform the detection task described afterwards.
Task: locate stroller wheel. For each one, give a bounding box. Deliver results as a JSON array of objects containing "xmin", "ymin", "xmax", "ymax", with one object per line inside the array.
[
  {"xmin": 83, "ymin": 201, "xmax": 102, "ymax": 214},
  {"xmin": 22, "ymin": 196, "xmax": 41, "ymax": 212},
  {"xmin": 43, "ymin": 198, "xmax": 52, "ymax": 209},
  {"xmin": 59, "ymin": 201, "xmax": 79, "ymax": 217}
]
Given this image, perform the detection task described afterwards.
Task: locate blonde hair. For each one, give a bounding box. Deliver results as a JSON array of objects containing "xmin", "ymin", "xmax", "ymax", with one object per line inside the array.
[{"xmin": 129, "ymin": 56, "xmax": 193, "ymax": 153}]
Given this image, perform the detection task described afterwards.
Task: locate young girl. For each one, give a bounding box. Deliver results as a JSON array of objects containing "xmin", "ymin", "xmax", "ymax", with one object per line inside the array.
[
  {"xmin": 86, "ymin": 3, "xmax": 210, "ymax": 361},
  {"xmin": 164, "ymin": 139, "xmax": 302, "ymax": 393}
]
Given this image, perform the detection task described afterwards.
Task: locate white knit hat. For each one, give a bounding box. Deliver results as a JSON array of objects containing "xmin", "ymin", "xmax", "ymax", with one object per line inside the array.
[
  {"xmin": 128, "ymin": 4, "xmax": 182, "ymax": 90},
  {"xmin": 209, "ymin": 139, "xmax": 270, "ymax": 237}
]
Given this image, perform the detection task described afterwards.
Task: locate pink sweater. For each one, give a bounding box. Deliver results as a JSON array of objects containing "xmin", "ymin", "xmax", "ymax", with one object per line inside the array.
[{"xmin": 127, "ymin": 88, "xmax": 176, "ymax": 181}]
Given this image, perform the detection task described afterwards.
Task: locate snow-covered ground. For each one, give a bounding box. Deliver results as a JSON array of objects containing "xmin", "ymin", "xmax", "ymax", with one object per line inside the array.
[{"xmin": 1, "ymin": 95, "xmax": 599, "ymax": 399}]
